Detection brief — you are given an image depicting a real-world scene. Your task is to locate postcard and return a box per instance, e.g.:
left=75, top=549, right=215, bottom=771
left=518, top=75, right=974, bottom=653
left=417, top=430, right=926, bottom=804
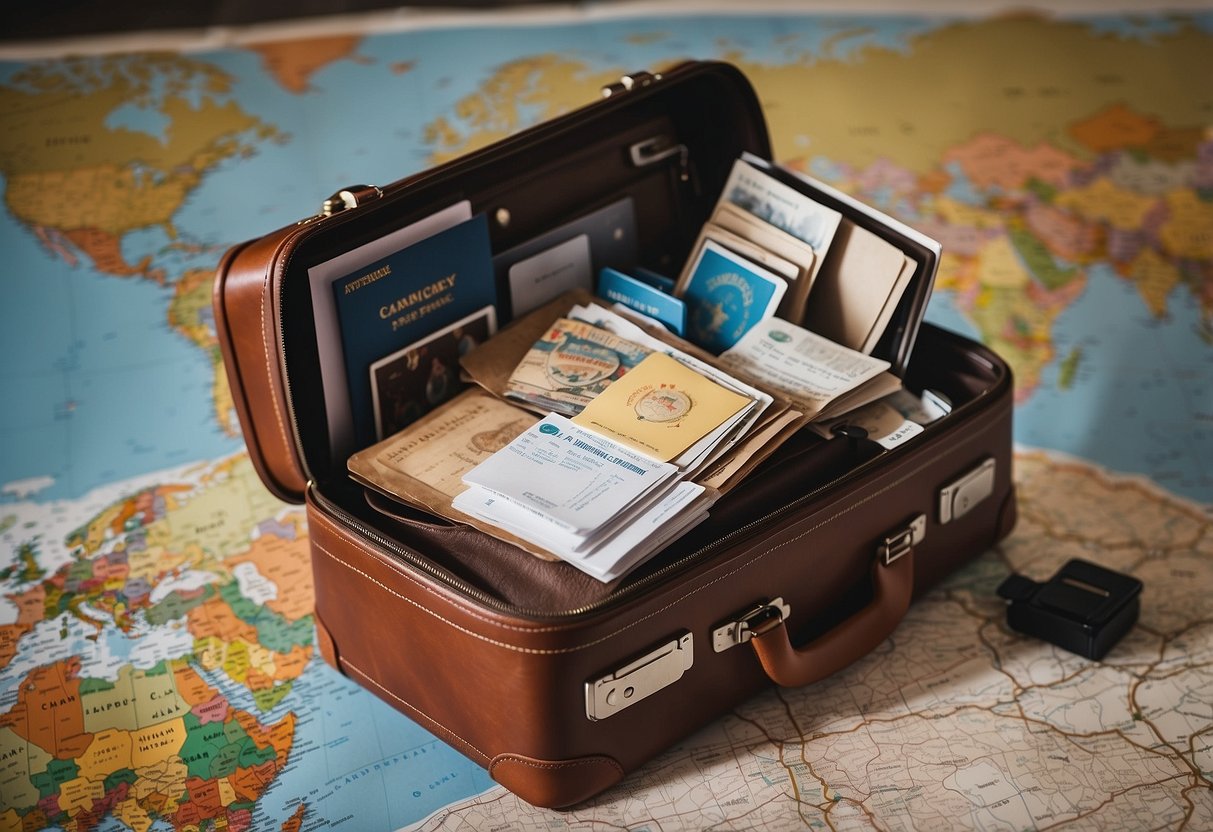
left=507, top=233, right=593, bottom=318
left=718, top=318, right=898, bottom=421
left=332, top=213, right=496, bottom=450
left=347, top=388, right=538, bottom=518
left=679, top=239, right=787, bottom=354
left=309, top=200, right=471, bottom=463
left=460, top=413, right=677, bottom=534
left=710, top=202, right=818, bottom=322
left=572, top=352, right=751, bottom=463
left=493, top=196, right=638, bottom=318
left=504, top=317, right=651, bottom=415
left=369, top=305, right=497, bottom=440
left=597, top=267, right=687, bottom=336
left=722, top=159, right=842, bottom=252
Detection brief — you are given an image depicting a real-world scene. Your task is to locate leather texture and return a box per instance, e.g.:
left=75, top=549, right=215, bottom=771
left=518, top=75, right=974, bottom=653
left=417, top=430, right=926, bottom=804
left=212, top=60, right=1019, bottom=809
left=489, top=753, right=625, bottom=809
left=750, top=549, right=914, bottom=687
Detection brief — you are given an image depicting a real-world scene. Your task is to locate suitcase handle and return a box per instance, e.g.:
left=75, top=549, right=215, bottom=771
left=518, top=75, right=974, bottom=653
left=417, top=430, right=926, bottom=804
left=748, top=549, right=915, bottom=687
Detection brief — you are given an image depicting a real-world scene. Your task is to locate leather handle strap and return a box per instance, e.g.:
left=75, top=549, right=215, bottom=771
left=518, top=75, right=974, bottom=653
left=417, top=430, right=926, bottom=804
left=749, top=549, right=915, bottom=688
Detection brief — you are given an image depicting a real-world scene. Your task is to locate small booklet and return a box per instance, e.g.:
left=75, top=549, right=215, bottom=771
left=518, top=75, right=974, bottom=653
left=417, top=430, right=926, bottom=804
left=677, top=239, right=787, bottom=354
left=331, top=212, right=497, bottom=449
left=718, top=317, right=900, bottom=422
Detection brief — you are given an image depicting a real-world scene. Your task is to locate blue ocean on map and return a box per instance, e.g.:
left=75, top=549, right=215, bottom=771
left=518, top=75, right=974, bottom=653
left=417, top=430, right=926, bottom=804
left=0, top=216, right=244, bottom=502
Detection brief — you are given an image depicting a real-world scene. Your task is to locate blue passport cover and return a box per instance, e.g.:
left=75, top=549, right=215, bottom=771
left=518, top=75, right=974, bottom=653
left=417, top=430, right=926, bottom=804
left=333, top=213, right=495, bottom=446
left=597, top=267, right=686, bottom=335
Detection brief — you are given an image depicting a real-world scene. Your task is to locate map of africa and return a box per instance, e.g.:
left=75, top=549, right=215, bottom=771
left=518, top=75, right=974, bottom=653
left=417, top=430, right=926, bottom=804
left=1, top=7, right=1210, bottom=831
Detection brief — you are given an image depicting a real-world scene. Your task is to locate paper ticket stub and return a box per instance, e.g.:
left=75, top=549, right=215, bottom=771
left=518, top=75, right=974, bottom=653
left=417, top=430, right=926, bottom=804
left=461, top=413, right=675, bottom=533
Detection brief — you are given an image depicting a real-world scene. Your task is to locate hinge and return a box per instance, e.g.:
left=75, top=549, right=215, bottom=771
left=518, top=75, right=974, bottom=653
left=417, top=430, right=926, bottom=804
left=601, top=70, right=662, bottom=98
left=320, top=184, right=383, bottom=217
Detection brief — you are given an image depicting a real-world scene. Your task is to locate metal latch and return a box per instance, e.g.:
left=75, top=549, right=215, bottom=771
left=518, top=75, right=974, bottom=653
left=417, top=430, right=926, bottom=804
left=601, top=70, right=662, bottom=98
left=712, top=598, right=791, bottom=653
left=628, top=136, right=690, bottom=182
left=879, top=513, right=925, bottom=566
left=320, top=184, right=383, bottom=217
left=939, top=458, right=996, bottom=523
left=585, top=632, right=693, bottom=721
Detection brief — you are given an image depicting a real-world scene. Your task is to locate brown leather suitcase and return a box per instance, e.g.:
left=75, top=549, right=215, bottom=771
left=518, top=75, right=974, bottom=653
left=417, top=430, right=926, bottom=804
left=212, top=61, right=1017, bottom=809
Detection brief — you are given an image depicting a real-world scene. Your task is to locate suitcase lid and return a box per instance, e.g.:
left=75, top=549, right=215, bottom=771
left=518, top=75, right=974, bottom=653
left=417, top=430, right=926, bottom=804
left=213, top=60, right=937, bottom=503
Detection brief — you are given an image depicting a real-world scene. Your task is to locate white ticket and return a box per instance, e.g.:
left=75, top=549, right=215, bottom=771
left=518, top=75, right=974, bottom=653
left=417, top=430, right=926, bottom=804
left=460, top=413, right=675, bottom=534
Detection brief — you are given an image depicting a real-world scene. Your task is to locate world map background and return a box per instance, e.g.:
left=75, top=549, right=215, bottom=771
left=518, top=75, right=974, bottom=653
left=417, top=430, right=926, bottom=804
left=1, top=7, right=1211, bottom=831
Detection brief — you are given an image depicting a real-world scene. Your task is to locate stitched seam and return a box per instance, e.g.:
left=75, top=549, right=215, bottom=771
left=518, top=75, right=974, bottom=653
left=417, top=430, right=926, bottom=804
left=316, top=410, right=1006, bottom=653
left=259, top=268, right=295, bottom=479
left=314, top=539, right=584, bottom=654
left=489, top=755, right=624, bottom=776
left=341, top=658, right=490, bottom=762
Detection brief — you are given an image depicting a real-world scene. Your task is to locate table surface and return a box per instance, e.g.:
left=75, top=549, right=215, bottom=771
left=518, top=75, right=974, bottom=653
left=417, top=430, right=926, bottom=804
left=1, top=5, right=1210, bottom=830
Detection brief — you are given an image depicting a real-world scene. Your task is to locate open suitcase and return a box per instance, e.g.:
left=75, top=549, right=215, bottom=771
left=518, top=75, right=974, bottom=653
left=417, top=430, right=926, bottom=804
left=213, top=61, right=1017, bottom=809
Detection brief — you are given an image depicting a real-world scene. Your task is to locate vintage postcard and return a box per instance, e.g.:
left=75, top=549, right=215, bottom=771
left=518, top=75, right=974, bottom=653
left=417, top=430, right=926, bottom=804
left=710, top=202, right=818, bottom=322
left=347, top=388, right=538, bottom=517
left=369, top=305, right=497, bottom=440
left=721, top=158, right=841, bottom=253
left=572, top=352, right=752, bottom=463
left=504, top=317, right=652, bottom=414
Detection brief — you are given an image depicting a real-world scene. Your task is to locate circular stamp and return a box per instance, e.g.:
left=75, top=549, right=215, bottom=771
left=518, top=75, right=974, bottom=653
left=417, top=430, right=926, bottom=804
left=632, top=387, right=693, bottom=423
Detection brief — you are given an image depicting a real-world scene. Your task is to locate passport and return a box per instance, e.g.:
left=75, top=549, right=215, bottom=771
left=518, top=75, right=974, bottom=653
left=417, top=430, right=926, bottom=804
left=332, top=213, right=496, bottom=449
left=597, top=267, right=687, bottom=335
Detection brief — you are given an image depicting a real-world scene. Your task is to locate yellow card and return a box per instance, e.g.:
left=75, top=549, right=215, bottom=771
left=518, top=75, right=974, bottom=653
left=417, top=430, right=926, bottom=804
left=572, top=352, right=751, bottom=462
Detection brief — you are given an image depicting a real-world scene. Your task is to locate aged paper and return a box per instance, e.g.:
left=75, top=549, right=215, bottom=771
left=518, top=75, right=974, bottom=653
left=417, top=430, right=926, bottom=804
left=718, top=318, right=898, bottom=421
left=572, top=352, right=752, bottom=463
left=347, top=388, right=538, bottom=516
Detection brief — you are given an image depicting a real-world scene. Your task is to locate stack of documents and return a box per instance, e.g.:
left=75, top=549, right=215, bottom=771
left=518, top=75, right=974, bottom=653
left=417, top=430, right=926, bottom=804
left=453, top=414, right=717, bottom=581
left=674, top=156, right=914, bottom=358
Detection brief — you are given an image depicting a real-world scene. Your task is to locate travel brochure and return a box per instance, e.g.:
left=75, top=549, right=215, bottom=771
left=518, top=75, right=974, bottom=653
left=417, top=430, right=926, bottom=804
left=338, top=152, right=927, bottom=582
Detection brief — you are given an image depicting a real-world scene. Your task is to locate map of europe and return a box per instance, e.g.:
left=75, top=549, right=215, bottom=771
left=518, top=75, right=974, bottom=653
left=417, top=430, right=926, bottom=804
left=1, top=8, right=1210, bottom=831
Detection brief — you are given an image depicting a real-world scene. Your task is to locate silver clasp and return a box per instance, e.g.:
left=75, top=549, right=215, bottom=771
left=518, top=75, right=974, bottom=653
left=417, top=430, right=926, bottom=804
left=879, top=513, right=925, bottom=566
left=585, top=632, right=693, bottom=721
left=712, top=597, right=791, bottom=653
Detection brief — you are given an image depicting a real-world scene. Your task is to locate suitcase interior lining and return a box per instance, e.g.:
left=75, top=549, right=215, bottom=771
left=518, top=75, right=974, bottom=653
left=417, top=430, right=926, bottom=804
left=276, top=68, right=1005, bottom=616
